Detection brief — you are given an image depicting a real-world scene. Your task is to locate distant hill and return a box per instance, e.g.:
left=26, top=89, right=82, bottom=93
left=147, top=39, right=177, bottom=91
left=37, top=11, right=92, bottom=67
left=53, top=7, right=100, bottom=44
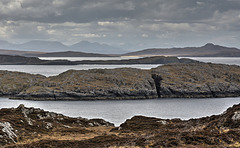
left=0, top=40, right=124, bottom=54
left=28, top=51, right=114, bottom=57
left=71, top=41, right=125, bottom=54
left=123, top=43, right=240, bottom=57
left=19, top=40, right=68, bottom=52
left=1, top=41, right=240, bottom=57
left=0, top=49, right=45, bottom=56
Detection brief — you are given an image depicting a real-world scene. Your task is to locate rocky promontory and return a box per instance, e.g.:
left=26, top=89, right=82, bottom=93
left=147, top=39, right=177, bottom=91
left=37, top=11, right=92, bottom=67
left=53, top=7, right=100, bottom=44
left=0, top=62, right=239, bottom=100
left=1, top=103, right=240, bottom=147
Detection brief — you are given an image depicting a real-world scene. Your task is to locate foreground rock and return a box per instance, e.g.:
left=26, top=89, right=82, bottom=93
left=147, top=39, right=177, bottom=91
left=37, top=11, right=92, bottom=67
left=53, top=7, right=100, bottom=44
left=1, top=104, right=240, bottom=147
left=0, top=62, right=239, bottom=100
left=112, top=103, right=240, bottom=147
left=0, top=104, right=114, bottom=147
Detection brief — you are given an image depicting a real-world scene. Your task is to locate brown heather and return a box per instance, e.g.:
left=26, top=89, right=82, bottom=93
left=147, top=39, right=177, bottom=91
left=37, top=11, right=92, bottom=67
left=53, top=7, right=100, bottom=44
left=0, top=103, right=240, bottom=147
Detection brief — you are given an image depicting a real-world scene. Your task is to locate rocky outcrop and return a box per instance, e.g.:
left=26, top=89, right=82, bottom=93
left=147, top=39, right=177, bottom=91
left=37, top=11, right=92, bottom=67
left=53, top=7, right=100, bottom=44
left=0, top=104, right=114, bottom=146
left=110, top=103, right=240, bottom=147
left=15, top=68, right=157, bottom=100
left=151, top=63, right=240, bottom=98
left=0, top=62, right=239, bottom=100
left=1, top=103, right=240, bottom=147
left=0, top=71, right=45, bottom=96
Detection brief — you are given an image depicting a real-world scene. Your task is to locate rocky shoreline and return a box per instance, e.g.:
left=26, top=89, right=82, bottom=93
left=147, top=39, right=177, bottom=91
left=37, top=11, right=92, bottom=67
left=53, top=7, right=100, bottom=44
left=1, top=103, right=240, bottom=147
left=0, top=62, right=239, bottom=100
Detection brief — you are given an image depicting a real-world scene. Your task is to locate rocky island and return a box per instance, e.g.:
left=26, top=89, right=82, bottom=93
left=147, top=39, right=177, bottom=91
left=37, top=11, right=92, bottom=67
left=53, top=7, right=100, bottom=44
left=1, top=103, right=240, bottom=147
left=0, top=54, right=198, bottom=65
left=0, top=62, right=239, bottom=100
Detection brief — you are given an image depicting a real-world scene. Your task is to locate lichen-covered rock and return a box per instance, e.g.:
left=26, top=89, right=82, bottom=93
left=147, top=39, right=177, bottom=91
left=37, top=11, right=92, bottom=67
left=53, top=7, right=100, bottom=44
left=232, top=111, right=240, bottom=121
left=0, top=122, right=17, bottom=144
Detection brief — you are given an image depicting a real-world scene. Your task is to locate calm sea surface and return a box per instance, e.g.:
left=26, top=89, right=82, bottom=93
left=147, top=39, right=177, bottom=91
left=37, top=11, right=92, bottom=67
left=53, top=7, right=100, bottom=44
left=0, top=97, right=240, bottom=126
left=0, top=57, right=240, bottom=126
left=39, top=56, right=139, bottom=61
left=182, top=57, right=240, bottom=66
left=0, top=64, right=160, bottom=77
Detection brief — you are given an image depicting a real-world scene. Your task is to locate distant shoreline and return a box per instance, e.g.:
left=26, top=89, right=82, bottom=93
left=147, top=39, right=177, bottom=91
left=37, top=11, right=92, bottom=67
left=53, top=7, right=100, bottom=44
left=0, top=54, right=199, bottom=65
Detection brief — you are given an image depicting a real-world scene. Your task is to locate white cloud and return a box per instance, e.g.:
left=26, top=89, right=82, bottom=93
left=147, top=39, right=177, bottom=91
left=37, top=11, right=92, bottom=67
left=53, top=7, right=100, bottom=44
left=73, top=33, right=101, bottom=38
left=52, top=0, right=66, bottom=7
left=0, top=27, right=7, bottom=37
left=141, top=34, right=148, bottom=38
left=47, top=29, right=57, bottom=35
left=118, top=34, right=123, bottom=37
left=163, top=23, right=190, bottom=31
left=140, top=24, right=161, bottom=31
left=37, top=26, right=45, bottom=31
left=196, top=1, right=205, bottom=6
left=98, top=21, right=125, bottom=27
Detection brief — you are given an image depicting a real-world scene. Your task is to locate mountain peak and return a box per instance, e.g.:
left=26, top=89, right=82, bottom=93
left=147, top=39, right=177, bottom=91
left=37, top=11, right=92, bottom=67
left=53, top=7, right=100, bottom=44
left=204, top=43, right=215, bottom=47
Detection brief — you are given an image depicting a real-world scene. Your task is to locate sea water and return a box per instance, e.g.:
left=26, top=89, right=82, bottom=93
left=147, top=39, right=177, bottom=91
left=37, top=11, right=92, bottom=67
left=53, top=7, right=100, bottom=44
left=0, top=57, right=239, bottom=76
left=0, top=97, right=240, bottom=126
left=0, top=57, right=240, bottom=126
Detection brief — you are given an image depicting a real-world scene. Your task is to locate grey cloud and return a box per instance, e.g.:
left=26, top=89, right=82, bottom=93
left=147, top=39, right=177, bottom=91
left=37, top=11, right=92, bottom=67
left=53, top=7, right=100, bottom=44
left=1, top=0, right=240, bottom=24
left=1, top=0, right=240, bottom=50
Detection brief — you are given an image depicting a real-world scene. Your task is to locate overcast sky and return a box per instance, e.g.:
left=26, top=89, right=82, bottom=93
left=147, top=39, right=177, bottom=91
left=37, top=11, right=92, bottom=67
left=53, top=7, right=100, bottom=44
left=0, top=0, right=240, bottom=50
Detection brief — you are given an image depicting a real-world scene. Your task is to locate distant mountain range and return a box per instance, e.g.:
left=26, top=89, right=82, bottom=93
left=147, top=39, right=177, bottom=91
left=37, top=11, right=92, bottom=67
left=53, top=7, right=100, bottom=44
left=0, top=41, right=240, bottom=57
left=123, top=43, right=240, bottom=57
left=0, top=40, right=124, bottom=54
left=28, top=51, right=113, bottom=57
